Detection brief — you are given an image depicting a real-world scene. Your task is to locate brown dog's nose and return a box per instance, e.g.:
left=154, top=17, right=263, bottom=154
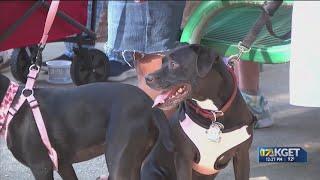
left=145, top=75, right=155, bottom=83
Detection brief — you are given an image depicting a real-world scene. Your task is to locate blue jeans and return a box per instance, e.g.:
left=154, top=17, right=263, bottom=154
left=64, top=1, right=105, bottom=58
left=106, top=1, right=186, bottom=63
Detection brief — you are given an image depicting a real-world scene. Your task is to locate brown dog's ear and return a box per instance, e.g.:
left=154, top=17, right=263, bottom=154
left=190, top=44, right=218, bottom=78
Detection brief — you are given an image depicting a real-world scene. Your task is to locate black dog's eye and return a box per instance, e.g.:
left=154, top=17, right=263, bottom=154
left=169, top=61, right=179, bottom=70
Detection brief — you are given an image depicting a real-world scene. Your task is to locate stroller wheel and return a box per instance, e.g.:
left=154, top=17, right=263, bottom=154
left=71, top=48, right=110, bottom=86
left=10, top=46, right=40, bottom=83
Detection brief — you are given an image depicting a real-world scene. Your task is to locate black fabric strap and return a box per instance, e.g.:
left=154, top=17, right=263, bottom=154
left=241, top=0, right=290, bottom=49
left=241, top=9, right=271, bottom=48
left=265, top=20, right=291, bottom=40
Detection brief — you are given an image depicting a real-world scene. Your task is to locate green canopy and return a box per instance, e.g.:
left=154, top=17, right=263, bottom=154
left=181, top=1, right=293, bottom=64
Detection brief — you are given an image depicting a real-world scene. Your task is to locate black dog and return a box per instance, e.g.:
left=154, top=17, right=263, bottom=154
left=0, top=74, right=173, bottom=180
left=141, top=44, right=255, bottom=180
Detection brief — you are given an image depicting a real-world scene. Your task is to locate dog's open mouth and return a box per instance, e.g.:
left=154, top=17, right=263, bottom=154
left=153, top=84, right=191, bottom=110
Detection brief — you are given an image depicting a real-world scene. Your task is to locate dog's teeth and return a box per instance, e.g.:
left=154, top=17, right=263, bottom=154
left=172, top=95, right=176, bottom=98
left=178, top=88, right=183, bottom=93
left=175, top=91, right=179, bottom=95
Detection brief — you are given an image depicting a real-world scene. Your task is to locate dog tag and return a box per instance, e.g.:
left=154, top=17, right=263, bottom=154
left=206, top=123, right=223, bottom=143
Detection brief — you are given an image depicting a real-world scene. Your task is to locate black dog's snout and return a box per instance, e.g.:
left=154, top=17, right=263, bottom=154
left=145, top=75, right=156, bottom=83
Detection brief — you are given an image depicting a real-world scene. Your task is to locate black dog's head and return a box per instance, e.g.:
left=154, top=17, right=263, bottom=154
left=146, top=44, right=219, bottom=110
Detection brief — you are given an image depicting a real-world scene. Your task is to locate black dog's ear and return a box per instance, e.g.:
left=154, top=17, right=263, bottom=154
left=190, top=44, right=218, bottom=78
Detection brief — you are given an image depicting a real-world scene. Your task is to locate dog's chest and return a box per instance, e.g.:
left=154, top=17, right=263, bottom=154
left=178, top=105, right=251, bottom=175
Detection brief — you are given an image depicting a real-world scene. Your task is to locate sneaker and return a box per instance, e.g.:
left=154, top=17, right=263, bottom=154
left=108, top=61, right=136, bottom=81
left=241, top=92, right=274, bottom=129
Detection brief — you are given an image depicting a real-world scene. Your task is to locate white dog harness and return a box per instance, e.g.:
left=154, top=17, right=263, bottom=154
left=180, top=113, right=251, bottom=175
left=176, top=63, right=252, bottom=175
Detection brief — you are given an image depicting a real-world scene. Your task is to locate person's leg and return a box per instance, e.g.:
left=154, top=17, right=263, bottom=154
left=135, top=1, right=185, bottom=117
left=235, top=61, right=260, bottom=94
left=105, top=1, right=144, bottom=81
left=106, top=1, right=185, bottom=84
left=235, top=61, right=273, bottom=128
left=105, top=0, right=185, bottom=115
left=49, top=1, right=106, bottom=61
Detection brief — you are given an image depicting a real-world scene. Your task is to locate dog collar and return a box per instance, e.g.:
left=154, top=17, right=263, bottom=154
left=187, top=65, right=238, bottom=121
left=0, top=82, right=19, bottom=134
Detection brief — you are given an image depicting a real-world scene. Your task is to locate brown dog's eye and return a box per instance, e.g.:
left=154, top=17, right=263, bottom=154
left=169, top=61, right=179, bottom=70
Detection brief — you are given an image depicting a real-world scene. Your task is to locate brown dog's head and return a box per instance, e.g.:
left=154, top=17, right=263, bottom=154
left=146, top=44, right=219, bottom=110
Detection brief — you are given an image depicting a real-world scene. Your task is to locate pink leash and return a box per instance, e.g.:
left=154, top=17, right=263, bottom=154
left=4, top=1, right=60, bottom=170
left=40, top=0, right=60, bottom=45
left=5, top=67, right=59, bottom=170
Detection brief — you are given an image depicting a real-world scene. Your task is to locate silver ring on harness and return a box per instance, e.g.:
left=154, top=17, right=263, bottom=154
left=212, top=121, right=224, bottom=131
left=22, top=88, right=34, bottom=98
left=29, top=64, right=40, bottom=73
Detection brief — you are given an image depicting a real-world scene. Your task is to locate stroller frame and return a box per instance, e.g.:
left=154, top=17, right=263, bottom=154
left=1, top=0, right=110, bottom=85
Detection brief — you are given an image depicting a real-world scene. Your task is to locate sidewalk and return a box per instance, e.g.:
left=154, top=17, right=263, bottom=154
left=1, top=42, right=319, bottom=180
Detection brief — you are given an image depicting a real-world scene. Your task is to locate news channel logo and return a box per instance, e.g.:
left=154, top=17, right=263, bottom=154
left=258, top=147, right=307, bottom=163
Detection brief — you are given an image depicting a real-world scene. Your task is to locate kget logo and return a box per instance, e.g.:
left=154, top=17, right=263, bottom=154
left=258, top=147, right=307, bottom=163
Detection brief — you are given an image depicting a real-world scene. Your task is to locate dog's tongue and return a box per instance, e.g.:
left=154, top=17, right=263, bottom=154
left=152, top=91, right=172, bottom=108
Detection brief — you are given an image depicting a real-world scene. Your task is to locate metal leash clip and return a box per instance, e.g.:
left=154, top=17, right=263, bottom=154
left=206, top=121, right=224, bottom=143
left=32, top=44, right=46, bottom=68
left=206, top=110, right=225, bottom=143
left=227, top=41, right=251, bottom=67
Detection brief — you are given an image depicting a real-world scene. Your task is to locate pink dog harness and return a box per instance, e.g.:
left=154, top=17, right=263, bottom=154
left=1, top=67, right=58, bottom=170
left=0, top=0, right=60, bottom=170
left=180, top=114, right=250, bottom=175
left=0, top=82, right=19, bottom=135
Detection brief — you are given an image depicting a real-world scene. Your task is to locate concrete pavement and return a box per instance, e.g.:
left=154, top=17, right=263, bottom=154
left=1, top=42, right=319, bottom=180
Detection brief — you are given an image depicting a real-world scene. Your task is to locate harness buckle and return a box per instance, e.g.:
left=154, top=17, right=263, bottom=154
left=22, top=88, right=34, bottom=98
left=227, top=41, right=251, bottom=67
left=29, top=64, right=40, bottom=73
left=210, top=110, right=224, bottom=121
left=238, top=41, right=251, bottom=53
left=213, top=110, right=224, bottom=117
left=211, top=111, right=217, bottom=122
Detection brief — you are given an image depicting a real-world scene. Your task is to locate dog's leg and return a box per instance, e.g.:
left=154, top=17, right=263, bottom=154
left=141, top=161, right=169, bottom=180
left=192, top=171, right=217, bottom=180
left=58, top=164, right=77, bottom=180
left=106, top=139, right=149, bottom=180
left=232, top=143, right=251, bottom=180
left=174, top=153, right=193, bottom=180
left=141, top=146, right=175, bottom=180
left=30, top=166, right=54, bottom=180
left=106, top=114, right=155, bottom=180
